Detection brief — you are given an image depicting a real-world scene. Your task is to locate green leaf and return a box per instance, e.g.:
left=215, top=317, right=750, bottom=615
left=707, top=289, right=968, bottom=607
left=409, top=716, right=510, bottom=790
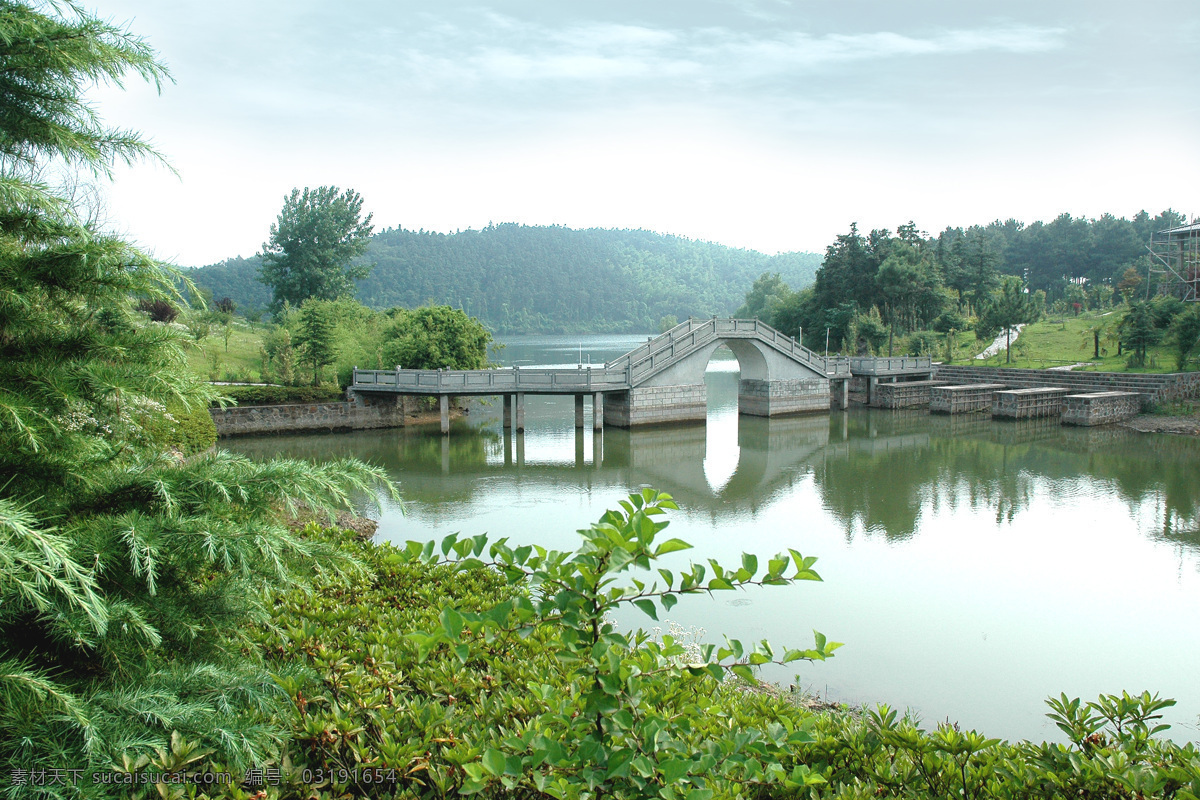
left=740, top=553, right=757, bottom=577
left=731, top=664, right=755, bottom=683
left=661, top=593, right=678, bottom=611
left=654, top=538, right=692, bottom=556
left=440, top=607, right=464, bottom=639
left=633, top=598, right=658, bottom=620
left=481, top=749, right=506, bottom=777
left=660, top=758, right=691, bottom=785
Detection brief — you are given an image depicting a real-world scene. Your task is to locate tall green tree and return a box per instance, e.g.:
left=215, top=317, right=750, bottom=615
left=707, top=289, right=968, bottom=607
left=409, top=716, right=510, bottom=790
left=0, top=2, right=390, bottom=788
left=295, top=298, right=339, bottom=385
left=1120, top=302, right=1162, bottom=368
left=1167, top=305, right=1200, bottom=371
left=258, top=185, right=374, bottom=314
left=978, top=276, right=1039, bottom=363
left=735, top=271, right=791, bottom=322
left=383, top=305, right=492, bottom=370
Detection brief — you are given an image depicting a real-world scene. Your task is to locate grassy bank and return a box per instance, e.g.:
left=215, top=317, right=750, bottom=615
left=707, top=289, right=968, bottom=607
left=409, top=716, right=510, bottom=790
left=950, top=311, right=1193, bottom=372
left=183, top=317, right=270, bottom=382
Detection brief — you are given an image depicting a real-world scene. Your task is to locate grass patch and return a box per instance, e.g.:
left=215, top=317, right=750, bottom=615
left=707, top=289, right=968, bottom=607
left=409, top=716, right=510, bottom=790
left=182, top=317, right=269, bottom=382
left=945, top=311, right=1193, bottom=373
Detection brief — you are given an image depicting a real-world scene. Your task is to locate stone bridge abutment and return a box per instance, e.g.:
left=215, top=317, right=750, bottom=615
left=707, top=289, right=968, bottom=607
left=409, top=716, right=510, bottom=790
left=603, top=336, right=832, bottom=427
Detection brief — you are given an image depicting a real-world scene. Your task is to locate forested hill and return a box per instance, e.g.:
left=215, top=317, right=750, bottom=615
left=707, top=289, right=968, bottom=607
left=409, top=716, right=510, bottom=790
left=187, top=224, right=821, bottom=333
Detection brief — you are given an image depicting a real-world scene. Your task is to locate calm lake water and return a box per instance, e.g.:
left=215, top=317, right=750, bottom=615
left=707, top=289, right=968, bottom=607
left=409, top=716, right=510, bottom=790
left=226, top=334, right=1200, bottom=743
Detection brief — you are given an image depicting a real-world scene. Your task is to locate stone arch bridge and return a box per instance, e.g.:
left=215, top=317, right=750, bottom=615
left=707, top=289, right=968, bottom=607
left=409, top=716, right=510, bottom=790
left=350, top=317, right=930, bottom=432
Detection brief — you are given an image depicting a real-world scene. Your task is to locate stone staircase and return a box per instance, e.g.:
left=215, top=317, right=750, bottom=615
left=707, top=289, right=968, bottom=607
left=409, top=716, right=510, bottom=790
left=931, top=365, right=1200, bottom=406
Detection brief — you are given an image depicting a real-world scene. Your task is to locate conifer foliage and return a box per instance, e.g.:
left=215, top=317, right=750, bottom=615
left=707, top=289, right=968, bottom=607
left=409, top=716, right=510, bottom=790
left=0, top=2, right=392, bottom=793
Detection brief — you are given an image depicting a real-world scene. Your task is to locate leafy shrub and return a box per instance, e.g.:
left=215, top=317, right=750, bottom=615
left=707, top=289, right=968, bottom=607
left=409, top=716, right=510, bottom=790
left=905, top=330, right=940, bottom=356
left=215, top=385, right=345, bottom=406
left=932, top=308, right=967, bottom=334
left=143, top=402, right=218, bottom=454
left=238, top=494, right=835, bottom=800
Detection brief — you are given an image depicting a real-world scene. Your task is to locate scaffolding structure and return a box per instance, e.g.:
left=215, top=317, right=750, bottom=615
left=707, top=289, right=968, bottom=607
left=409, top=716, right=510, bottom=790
left=1148, top=222, right=1200, bottom=302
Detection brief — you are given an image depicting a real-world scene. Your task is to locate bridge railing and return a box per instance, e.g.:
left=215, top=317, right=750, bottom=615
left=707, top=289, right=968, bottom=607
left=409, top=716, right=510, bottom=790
left=607, top=317, right=850, bottom=380
left=847, top=356, right=933, bottom=375
left=351, top=366, right=631, bottom=393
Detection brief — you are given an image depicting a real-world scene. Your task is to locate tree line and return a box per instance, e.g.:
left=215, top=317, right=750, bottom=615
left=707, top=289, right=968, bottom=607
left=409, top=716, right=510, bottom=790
left=738, top=213, right=1199, bottom=366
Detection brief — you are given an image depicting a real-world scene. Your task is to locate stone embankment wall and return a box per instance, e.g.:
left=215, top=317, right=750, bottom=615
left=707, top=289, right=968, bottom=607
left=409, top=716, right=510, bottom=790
left=932, top=366, right=1200, bottom=407
left=211, top=393, right=421, bottom=437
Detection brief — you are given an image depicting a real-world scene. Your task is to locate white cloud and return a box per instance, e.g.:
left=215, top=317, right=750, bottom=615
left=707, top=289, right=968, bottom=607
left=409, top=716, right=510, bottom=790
left=384, top=15, right=1066, bottom=92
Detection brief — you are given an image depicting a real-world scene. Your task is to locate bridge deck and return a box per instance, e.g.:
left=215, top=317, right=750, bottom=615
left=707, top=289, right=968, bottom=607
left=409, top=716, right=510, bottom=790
left=350, top=318, right=932, bottom=396
left=351, top=366, right=629, bottom=395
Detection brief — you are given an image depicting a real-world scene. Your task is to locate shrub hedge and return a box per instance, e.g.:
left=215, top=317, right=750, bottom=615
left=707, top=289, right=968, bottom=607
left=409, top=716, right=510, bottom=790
left=214, top=384, right=345, bottom=407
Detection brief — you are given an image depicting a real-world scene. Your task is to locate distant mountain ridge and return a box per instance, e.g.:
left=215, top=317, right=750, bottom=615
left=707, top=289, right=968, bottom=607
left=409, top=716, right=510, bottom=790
left=185, top=223, right=821, bottom=333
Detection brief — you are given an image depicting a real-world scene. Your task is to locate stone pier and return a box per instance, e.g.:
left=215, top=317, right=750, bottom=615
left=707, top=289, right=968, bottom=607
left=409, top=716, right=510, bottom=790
left=930, top=384, right=1007, bottom=415
left=1061, top=392, right=1142, bottom=426
left=992, top=388, right=1069, bottom=420
left=872, top=380, right=946, bottom=409
left=738, top=378, right=830, bottom=416
left=603, top=384, right=707, bottom=427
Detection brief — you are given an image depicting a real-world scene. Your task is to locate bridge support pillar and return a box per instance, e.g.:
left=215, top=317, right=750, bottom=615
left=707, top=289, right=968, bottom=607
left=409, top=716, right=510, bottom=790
left=738, top=378, right=830, bottom=417
left=832, top=378, right=848, bottom=410
left=439, top=395, right=450, bottom=434
left=593, top=392, right=604, bottom=430
left=515, top=393, right=525, bottom=432
left=503, top=394, right=512, bottom=429
left=575, top=394, right=585, bottom=428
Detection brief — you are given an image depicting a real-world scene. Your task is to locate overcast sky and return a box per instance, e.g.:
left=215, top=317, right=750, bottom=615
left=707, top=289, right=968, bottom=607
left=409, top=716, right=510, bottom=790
left=89, top=0, right=1199, bottom=267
